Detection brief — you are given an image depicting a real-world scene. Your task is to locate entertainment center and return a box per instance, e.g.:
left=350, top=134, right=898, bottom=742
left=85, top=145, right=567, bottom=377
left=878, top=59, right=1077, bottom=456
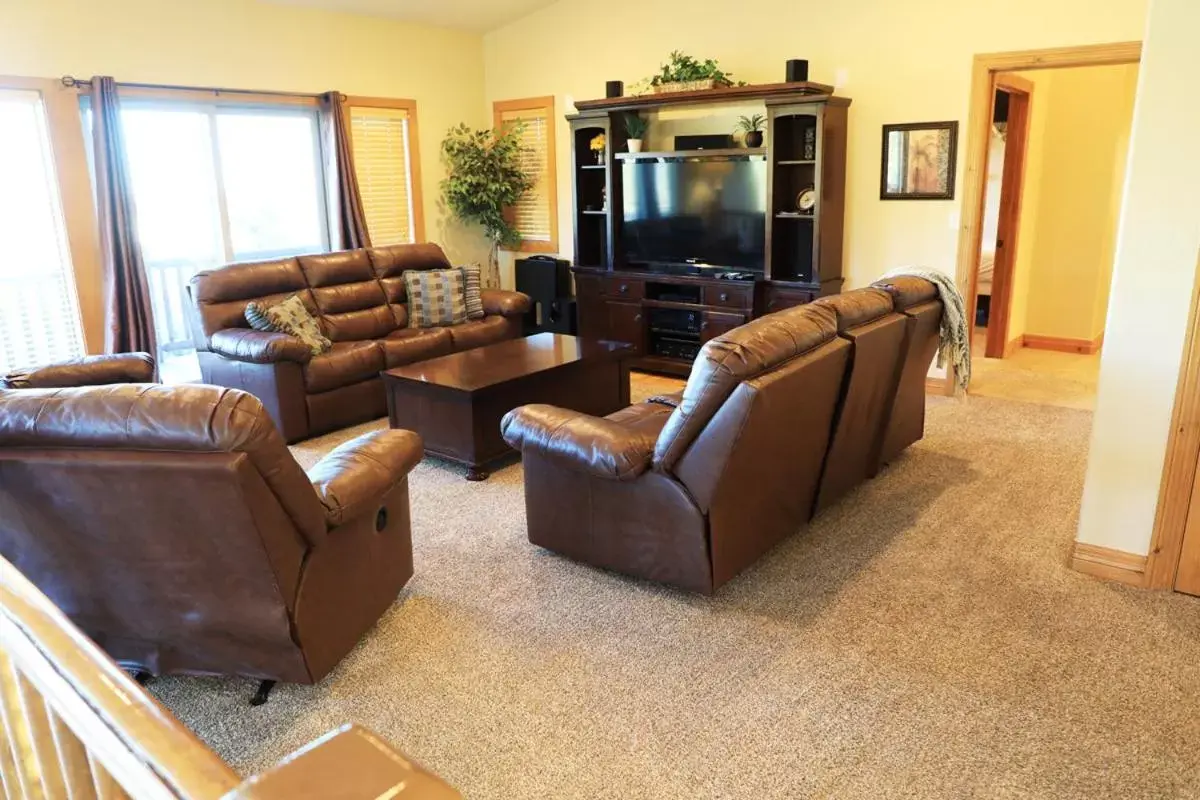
left=567, top=81, right=851, bottom=375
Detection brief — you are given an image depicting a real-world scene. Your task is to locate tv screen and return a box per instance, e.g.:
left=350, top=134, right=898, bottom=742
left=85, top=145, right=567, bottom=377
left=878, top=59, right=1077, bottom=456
left=622, top=158, right=767, bottom=271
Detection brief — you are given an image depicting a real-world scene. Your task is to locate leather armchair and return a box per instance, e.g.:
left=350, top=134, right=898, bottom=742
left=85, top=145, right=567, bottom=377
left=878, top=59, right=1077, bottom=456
left=503, top=281, right=945, bottom=594
left=0, top=383, right=423, bottom=684
left=0, top=352, right=156, bottom=388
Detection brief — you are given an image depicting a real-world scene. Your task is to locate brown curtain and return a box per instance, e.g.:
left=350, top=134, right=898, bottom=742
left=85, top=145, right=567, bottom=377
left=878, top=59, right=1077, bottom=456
left=319, top=91, right=372, bottom=250
left=90, top=76, right=157, bottom=356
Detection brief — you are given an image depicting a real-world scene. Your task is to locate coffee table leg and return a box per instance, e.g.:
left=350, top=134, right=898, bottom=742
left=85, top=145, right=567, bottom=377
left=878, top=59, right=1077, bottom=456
left=466, top=467, right=490, bottom=482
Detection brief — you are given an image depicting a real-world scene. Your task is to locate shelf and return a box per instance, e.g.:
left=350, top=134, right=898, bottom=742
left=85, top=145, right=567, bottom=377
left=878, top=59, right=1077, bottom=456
left=777, top=159, right=816, bottom=166
left=573, top=80, right=837, bottom=113
left=579, top=164, right=607, bottom=170
left=775, top=213, right=815, bottom=220
left=616, top=148, right=765, bottom=161
left=581, top=209, right=609, bottom=216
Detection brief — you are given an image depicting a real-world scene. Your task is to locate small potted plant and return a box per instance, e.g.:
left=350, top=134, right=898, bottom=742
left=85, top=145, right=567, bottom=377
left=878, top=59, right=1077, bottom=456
left=589, top=132, right=606, bottom=165
left=625, top=114, right=649, bottom=153
left=737, top=114, right=766, bottom=148
left=649, top=50, right=737, bottom=94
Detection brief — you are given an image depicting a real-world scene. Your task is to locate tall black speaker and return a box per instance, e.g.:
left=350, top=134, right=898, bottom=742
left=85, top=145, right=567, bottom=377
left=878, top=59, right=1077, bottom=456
left=786, top=59, right=810, bottom=82
left=516, top=256, right=576, bottom=334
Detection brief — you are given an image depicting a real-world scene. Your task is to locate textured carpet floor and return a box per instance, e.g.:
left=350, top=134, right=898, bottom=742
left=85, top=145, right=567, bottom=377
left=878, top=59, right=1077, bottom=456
left=150, top=381, right=1200, bottom=798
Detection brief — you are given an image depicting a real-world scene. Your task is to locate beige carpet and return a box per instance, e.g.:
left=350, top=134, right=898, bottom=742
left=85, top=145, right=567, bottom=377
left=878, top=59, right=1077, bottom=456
left=150, top=378, right=1200, bottom=798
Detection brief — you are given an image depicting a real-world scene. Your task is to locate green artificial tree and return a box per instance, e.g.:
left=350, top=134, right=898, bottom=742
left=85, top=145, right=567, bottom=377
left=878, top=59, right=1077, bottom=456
left=440, top=122, right=535, bottom=287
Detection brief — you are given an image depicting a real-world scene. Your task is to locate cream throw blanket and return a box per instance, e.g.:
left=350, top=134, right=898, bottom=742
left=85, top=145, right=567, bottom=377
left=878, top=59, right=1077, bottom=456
left=879, top=268, right=971, bottom=393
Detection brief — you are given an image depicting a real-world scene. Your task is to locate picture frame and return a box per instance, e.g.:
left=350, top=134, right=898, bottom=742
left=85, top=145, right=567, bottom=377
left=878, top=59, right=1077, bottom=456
left=880, top=121, right=959, bottom=200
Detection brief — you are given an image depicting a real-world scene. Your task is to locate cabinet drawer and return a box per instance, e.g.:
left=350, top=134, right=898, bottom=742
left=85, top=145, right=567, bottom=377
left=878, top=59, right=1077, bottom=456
left=703, top=285, right=753, bottom=309
left=762, top=287, right=815, bottom=315
left=600, top=277, right=645, bottom=300
left=701, top=310, right=747, bottom=342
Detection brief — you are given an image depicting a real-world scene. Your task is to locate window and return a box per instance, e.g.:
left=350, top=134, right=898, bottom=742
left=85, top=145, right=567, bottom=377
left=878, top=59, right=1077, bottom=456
left=346, top=98, right=424, bottom=247
left=493, top=96, right=558, bottom=253
left=86, top=98, right=330, bottom=382
left=0, top=89, right=84, bottom=372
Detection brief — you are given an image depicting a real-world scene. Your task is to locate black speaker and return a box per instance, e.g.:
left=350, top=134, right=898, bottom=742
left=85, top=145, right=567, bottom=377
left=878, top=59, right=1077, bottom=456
left=675, top=133, right=734, bottom=150
left=786, top=59, right=810, bottom=82
left=605, top=80, right=624, bottom=98
left=516, top=256, right=574, bottom=334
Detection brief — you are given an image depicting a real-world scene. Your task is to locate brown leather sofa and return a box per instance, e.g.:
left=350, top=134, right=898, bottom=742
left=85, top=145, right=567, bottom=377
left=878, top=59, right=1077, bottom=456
left=501, top=281, right=944, bottom=594
left=0, top=355, right=424, bottom=685
left=187, top=243, right=532, bottom=443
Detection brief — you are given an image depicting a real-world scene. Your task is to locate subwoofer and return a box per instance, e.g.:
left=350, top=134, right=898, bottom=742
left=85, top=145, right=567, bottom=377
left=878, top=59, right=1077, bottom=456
left=516, top=256, right=575, bottom=334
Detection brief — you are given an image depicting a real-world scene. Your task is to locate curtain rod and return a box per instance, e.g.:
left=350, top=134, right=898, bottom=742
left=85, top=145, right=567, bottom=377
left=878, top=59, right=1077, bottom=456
left=60, top=76, right=341, bottom=101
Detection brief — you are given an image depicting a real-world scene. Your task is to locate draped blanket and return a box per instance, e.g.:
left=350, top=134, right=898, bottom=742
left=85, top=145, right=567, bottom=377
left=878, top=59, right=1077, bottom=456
left=880, top=268, right=971, bottom=393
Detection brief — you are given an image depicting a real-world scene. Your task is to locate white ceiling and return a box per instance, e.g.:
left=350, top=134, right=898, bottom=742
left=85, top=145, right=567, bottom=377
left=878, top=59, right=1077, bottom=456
left=263, top=0, right=560, bottom=32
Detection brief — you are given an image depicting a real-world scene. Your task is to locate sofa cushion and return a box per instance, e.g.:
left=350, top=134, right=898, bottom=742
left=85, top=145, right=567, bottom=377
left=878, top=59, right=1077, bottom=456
left=303, top=341, right=385, bottom=393
left=813, top=287, right=895, bottom=332
left=447, top=316, right=513, bottom=351
left=461, top=264, right=485, bottom=320
left=377, top=328, right=454, bottom=369
left=189, top=258, right=315, bottom=341
left=653, top=302, right=839, bottom=472
left=262, top=295, right=332, bottom=356
left=299, top=251, right=396, bottom=342
left=405, top=269, right=467, bottom=328
left=606, top=402, right=674, bottom=439
left=369, top=243, right=453, bottom=327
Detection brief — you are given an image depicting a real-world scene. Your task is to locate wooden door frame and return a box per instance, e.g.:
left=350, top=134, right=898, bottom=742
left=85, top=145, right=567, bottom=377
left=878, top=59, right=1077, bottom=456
left=950, top=41, right=1142, bottom=389
left=980, top=73, right=1033, bottom=359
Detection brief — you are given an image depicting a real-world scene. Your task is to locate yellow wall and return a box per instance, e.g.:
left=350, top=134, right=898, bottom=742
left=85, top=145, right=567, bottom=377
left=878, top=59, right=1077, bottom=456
left=0, top=0, right=489, bottom=350
left=1017, top=64, right=1138, bottom=343
left=1077, top=0, right=1200, bottom=557
left=483, top=0, right=1149, bottom=291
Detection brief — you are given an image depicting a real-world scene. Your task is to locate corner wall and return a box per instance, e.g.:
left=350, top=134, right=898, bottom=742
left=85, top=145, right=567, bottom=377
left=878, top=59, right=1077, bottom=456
left=1077, top=0, right=1200, bottom=557
left=483, top=0, right=1149, bottom=291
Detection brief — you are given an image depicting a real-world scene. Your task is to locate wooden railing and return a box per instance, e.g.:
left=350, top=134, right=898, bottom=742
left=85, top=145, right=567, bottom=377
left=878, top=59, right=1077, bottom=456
left=0, top=557, right=459, bottom=799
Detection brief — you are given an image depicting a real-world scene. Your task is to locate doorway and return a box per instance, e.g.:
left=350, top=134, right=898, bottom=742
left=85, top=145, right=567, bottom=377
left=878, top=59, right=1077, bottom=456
left=965, top=61, right=1139, bottom=410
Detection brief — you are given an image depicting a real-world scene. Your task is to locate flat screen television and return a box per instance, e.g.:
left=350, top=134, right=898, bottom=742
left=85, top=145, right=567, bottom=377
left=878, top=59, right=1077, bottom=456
left=622, top=157, right=768, bottom=272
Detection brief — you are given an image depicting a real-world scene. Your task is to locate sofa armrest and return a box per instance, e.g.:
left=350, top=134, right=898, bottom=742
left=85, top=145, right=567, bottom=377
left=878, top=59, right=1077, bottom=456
left=1, top=353, right=156, bottom=389
left=308, top=429, right=424, bottom=528
left=481, top=289, right=532, bottom=318
left=209, top=329, right=313, bottom=365
left=500, top=404, right=655, bottom=481
left=227, top=724, right=460, bottom=799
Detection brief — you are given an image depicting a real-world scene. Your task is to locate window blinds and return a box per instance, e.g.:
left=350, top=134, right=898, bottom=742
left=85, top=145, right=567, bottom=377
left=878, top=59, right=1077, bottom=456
left=500, top=105, right=554, bottom=246
left=349, top=106, right=416, bottom=247
left=0, top=90, right=84, bottom=372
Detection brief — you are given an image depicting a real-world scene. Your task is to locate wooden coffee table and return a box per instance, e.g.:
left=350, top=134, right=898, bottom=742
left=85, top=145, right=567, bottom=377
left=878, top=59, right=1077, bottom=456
left=381, top=333, right=632, bottom=480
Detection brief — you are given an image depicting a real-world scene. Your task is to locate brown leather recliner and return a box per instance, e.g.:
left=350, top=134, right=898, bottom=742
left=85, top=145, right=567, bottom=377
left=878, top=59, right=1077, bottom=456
left=1, top=352, right=156, bottom=388
left=0, top=375, right=423, bottom=684
left=501, top=281, right=944, bottom=594
left=187, top=243, right=532, bottom=443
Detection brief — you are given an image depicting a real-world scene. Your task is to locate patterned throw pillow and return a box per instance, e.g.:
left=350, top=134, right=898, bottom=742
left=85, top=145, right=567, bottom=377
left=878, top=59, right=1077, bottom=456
left=404, top=269, right=468, bottom=328
left=460, top=264, right=485, bottom=320
left=244, top=301, right=280, bottom=332
left=261, top=295, right=332, bottom=355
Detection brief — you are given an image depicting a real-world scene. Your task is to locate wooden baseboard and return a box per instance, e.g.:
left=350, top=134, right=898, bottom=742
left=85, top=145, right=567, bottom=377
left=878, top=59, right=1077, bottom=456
left=1070, top=541, right=1147, bottom=587
left=925, top=376, right=950, bottom=395
left=1022, top=333, right=1104, bottom=355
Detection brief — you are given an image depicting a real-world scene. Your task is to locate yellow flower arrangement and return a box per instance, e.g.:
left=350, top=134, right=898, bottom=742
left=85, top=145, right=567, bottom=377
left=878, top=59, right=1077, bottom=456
left=589, top=133, right=606, bottom=153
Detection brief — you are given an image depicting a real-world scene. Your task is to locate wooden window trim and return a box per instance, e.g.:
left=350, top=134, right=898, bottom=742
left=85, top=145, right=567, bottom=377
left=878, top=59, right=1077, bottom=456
left=493, top=96, right=558, bottom=254
left=343, top=96, right=425, bottom=243
left=1, top=76, right=104, bottom=353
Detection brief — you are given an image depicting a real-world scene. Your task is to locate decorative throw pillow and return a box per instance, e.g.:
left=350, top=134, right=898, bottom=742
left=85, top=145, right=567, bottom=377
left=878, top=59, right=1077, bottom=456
left=244, top=301, right=280, bottom=332
left=261, top=295, right=332, bottom=355
left=404, top=269, right=468, bottom=328
left=459, top=264, right=485, bottom=320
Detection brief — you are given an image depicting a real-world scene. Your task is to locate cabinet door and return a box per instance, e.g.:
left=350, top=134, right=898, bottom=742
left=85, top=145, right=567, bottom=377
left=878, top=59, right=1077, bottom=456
left=575, top=275, right=606, bottom=340
left=701, top=310, right=746, bottom=343
left=606, top=301, right=644, bottom=353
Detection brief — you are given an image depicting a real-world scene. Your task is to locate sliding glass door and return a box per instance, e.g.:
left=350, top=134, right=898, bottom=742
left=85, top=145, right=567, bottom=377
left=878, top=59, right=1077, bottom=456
left=100, top=100, right=330, bottom=381
left=0, top=90, right=84, bottom=373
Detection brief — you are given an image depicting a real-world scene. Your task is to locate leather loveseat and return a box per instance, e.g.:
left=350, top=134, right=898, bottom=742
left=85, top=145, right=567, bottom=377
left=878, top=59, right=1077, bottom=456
left=501, top=278, right=944, bottom=594
left=0, top=354, right=424, bottom=684
left=187, top=243, right=532, bottom=443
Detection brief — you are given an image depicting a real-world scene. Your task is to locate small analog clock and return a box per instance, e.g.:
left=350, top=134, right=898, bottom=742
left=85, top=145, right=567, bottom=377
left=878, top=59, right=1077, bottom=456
left=796, top=188, right=816, bottom=214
